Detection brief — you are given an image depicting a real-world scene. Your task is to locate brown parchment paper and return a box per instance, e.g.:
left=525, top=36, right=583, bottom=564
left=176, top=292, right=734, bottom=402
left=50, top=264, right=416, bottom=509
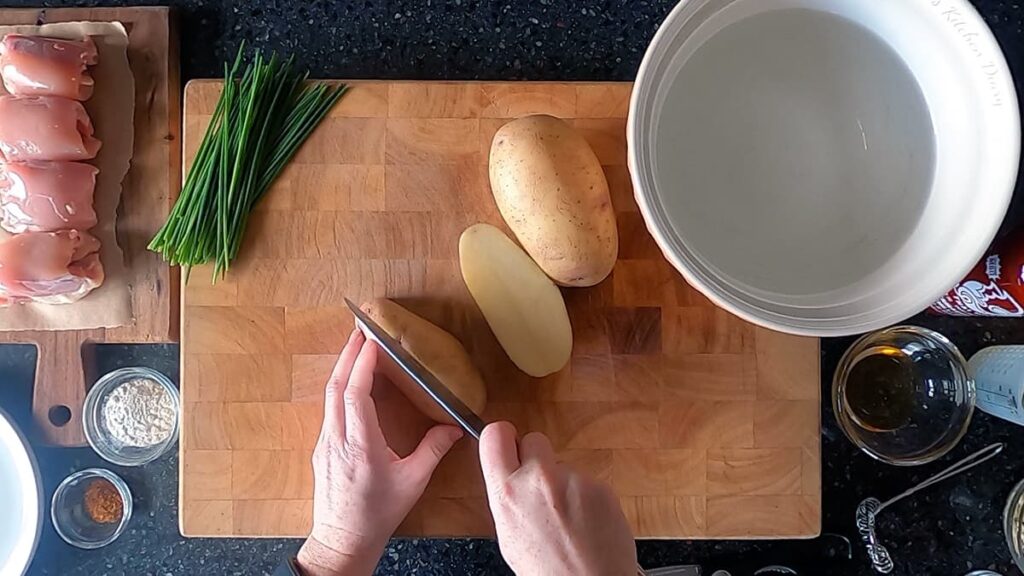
left=0, top=22, right=134, bottom=331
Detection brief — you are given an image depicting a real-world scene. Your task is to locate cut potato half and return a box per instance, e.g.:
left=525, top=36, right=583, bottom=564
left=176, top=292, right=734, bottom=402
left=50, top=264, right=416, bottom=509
left=459, top=223, right=572, bottom=377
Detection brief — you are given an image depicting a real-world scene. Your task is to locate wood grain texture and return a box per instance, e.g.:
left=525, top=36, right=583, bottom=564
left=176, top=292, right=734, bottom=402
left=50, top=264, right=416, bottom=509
left=0, top=7, right=179, bottom=446
left=180, top=81, right=821, bottom=539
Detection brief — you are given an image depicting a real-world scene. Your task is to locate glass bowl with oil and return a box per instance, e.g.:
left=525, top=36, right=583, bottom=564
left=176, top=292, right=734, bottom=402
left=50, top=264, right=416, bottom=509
left=833, top=325, right=975, bottom=466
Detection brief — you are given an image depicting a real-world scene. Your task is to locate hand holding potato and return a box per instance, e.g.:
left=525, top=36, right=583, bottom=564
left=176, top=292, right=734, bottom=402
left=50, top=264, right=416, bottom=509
left=297, top=331, right=464, bottom=576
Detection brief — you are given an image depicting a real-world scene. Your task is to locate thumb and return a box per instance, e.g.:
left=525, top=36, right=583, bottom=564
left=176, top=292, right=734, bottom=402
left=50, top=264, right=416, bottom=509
left=397, top=425, right=463, bottom=488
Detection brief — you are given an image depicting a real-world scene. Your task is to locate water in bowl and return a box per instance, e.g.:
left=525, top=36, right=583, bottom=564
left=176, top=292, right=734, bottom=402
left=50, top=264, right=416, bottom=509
left=656, top=8, right=936, bottom=297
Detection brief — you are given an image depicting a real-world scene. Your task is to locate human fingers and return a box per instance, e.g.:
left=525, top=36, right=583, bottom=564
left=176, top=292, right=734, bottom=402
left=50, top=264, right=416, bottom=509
left=343, top=341, right=383, bottom=448
left=322, top=330, right=364, bottom=436
left=518, top=431, right=556, bottom=465
left=479, top=421, right=521, bottom=488
left=398, top=425, right=464, bottom=487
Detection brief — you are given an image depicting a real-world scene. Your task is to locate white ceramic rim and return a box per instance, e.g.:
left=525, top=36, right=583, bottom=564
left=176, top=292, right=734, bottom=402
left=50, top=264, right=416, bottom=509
left=628, top=0, right=1021, bottom=336
left=0, top=407, right=40, bottom=576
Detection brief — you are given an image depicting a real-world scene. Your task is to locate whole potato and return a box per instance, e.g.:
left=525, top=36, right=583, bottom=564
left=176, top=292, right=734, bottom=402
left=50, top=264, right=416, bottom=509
left=361, top=298, right=487, bottom=424
left=489, top=114, right=618, bottom=287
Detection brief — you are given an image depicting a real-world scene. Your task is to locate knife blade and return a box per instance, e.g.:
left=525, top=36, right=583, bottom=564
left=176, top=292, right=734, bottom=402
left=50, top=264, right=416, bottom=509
left=344, top=299, right=487, bottom=440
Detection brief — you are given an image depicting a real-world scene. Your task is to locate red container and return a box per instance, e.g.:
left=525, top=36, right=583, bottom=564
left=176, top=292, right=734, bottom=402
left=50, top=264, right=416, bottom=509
left=931, top=232, right=1024, bottom=317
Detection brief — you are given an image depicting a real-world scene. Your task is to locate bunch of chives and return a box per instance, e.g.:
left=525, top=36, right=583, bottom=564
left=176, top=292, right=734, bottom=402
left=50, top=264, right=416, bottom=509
left=149, top=43, right=346, bottom=282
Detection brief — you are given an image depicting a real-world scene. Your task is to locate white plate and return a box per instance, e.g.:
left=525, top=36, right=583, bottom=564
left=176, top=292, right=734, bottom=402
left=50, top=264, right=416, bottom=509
left=629, top=0, right=1020, bottom=336
left=0, top=408, right=40, bottom=576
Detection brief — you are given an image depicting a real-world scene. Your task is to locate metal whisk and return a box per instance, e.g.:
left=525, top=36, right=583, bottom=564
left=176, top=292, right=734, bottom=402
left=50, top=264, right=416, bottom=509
left=855, top=443, right=1004, bottom=573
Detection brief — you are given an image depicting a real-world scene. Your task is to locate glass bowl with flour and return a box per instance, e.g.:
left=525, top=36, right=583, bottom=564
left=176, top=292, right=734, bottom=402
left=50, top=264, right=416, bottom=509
left=83, top=367, right=179, bottom=466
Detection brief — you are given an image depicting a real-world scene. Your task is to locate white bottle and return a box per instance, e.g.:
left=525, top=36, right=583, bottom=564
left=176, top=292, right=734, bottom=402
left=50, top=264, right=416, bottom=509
left=968, top=345, right=1024, bottom=425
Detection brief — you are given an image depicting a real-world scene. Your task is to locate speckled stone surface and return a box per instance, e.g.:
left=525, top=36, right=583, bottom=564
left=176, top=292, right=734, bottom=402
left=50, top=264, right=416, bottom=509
left=0, top=0, right=1023, bottom=574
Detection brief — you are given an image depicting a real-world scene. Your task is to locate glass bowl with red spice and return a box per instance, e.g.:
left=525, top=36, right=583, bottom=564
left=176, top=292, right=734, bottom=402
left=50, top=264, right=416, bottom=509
left=50, top=468, right=132, bottom=549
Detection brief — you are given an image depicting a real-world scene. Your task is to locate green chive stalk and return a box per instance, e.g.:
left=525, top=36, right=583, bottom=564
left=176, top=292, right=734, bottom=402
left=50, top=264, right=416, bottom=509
left=149, top=43, right=347, bottom=283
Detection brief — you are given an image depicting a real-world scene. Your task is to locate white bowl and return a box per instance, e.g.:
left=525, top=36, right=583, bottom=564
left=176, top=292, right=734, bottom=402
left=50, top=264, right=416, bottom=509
left=0, top=408, right=40, bottom=576
left=629, top=0, right=1020, bottom=336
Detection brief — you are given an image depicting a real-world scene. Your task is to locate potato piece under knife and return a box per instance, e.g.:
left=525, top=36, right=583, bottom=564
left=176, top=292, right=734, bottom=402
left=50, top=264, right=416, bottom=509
left=361, top=298, right=487, bottom=425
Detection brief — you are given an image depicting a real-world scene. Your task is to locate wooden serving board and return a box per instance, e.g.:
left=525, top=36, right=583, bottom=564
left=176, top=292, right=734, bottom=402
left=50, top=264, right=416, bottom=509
left=179, top=81, right=821, bottom=539
left=0, top=7, right=180, bottom=446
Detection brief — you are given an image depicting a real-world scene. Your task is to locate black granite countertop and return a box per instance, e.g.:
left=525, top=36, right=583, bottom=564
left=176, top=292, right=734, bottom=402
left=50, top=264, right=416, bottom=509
left=1, top=0, right=1024, bottom=574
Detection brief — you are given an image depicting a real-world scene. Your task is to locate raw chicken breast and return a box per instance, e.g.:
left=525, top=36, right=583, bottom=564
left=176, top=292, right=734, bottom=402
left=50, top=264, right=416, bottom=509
left=0, top=229, right=103, bottom=305
left=0, top=161, right=98, bottom=233
left=0, top=95, right=101, bottom=161
left=0, top=35, right=98, bottom=100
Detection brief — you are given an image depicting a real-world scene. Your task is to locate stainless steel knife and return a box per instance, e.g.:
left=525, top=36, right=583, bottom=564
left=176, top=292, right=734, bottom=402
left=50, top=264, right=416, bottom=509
left=344, top=298, right=487, bottom=440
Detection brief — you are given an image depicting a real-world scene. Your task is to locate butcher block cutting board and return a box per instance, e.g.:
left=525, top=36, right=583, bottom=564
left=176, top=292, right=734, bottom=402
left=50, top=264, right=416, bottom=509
left=0, top=7, right=179, bottom=446
left=179, top=80, right=821, bottom=539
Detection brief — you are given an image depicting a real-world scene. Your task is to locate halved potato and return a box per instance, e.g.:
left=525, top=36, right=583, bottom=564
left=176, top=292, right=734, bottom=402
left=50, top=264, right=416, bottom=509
left=459, top=223, right=572, bottom=377
left=361, top=298, right=487, bottom=424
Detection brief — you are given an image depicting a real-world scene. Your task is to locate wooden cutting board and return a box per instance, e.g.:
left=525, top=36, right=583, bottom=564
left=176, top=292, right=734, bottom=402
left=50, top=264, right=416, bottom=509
left=179, top=80, right=821, bottom=539
left=0, top=7, right=180, bottom=446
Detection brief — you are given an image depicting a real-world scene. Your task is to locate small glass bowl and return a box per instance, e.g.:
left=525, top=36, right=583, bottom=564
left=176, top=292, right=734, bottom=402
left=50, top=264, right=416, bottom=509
left=832, top=325, right=975, bottom=465
left=83, top=367, right=180, bottom=466
left=51, top=468, right=132, bottom=549
left=1005, top=478, right=1024, bottom=572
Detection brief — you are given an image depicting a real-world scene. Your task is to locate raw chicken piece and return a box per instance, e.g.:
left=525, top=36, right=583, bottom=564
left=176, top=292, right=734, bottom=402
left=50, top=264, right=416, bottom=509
left=0, top=95, right=101, bottom=161
left=0, top=229, right=103, bottom=305
left=0, top=35, right=98, bottom=100
left=0, top=161, right=98, bottom=233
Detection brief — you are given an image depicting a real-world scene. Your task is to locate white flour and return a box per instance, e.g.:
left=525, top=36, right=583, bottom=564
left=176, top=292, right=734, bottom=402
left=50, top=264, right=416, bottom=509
left=101, top=378, right=175, bottom=447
